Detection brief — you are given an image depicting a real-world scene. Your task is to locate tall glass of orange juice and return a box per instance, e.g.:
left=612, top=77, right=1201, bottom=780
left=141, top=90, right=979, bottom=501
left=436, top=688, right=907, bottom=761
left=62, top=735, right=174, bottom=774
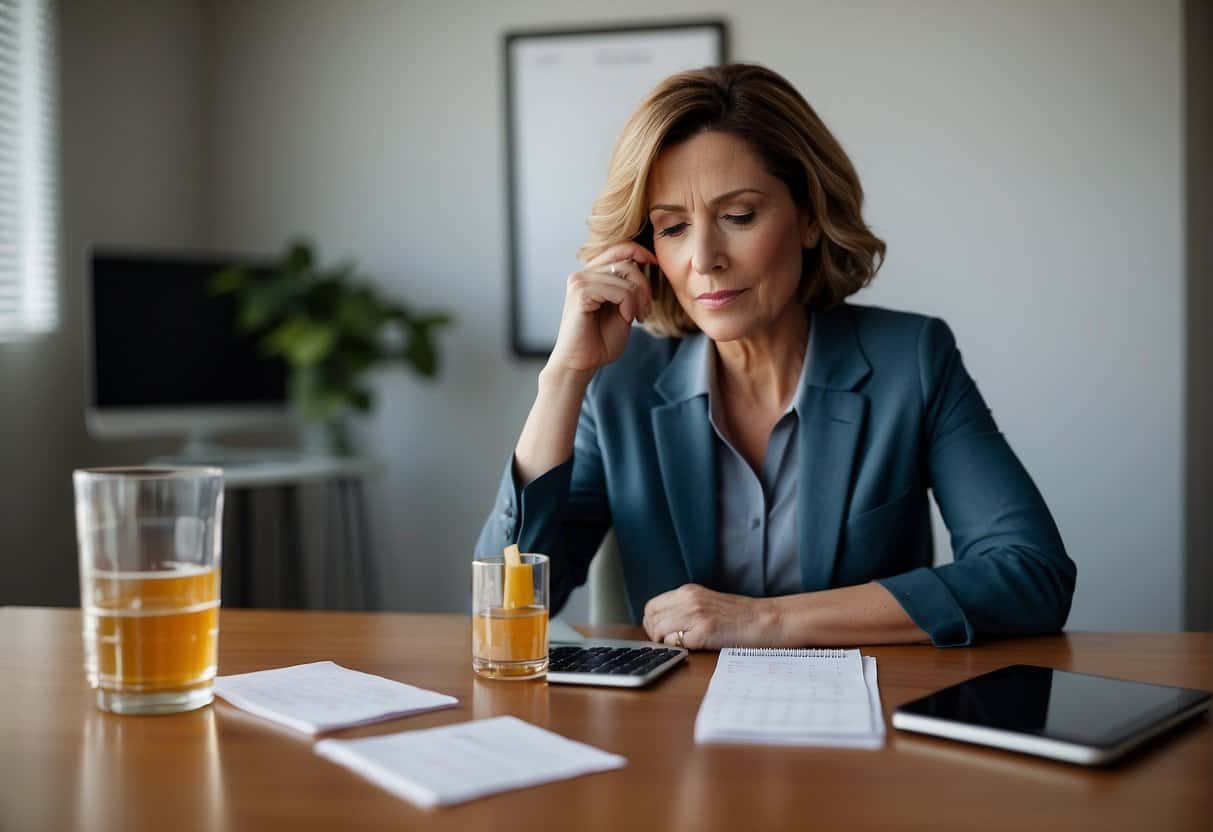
left=74, top=467, right=223, bottom=714
left=472, top=553, right=549, bottom=680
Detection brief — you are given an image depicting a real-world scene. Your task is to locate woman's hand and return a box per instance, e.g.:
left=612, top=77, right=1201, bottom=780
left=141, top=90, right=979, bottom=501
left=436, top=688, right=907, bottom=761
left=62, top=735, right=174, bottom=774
left=642, top=584, right=779, bottom=650
left=546, top=242, right=657, bottom=376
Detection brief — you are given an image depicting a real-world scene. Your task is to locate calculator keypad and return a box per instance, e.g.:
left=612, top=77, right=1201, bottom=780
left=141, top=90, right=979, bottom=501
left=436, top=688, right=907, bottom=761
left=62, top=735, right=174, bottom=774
left=548, top=646, right=682, bottom=676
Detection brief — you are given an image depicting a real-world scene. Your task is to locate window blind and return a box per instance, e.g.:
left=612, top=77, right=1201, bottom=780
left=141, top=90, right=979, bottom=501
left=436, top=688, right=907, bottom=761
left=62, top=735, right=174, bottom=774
left=0, top=0, right=57, bottom=340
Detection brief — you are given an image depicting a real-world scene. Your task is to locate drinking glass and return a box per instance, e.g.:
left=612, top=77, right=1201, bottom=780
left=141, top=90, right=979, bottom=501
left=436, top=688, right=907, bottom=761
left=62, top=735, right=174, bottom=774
left=472, top=553, right=549, bottom=679
left=74, top=467, right=224, bottom=714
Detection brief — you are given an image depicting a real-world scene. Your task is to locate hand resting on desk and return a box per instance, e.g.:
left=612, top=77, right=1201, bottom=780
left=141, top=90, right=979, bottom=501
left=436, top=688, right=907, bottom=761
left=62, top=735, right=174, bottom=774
left=643, top=582, right=930, bottom=650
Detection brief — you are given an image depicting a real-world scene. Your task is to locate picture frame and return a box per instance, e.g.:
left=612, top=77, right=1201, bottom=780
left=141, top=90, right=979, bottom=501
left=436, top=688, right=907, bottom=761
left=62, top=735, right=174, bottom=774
left=503, top=20, right=729, bottom=358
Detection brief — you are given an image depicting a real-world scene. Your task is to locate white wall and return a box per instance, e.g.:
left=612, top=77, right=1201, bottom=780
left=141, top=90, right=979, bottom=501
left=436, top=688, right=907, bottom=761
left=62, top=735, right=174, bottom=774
left=0, top=0, right=209, bottom=606
left=206, top=1, right=1184, bottom=629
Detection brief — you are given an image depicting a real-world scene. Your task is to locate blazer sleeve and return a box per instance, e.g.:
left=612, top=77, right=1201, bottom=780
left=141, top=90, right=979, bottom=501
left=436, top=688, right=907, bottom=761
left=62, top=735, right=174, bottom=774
left=473, top=378, right=612, bottom=615
left=875, top=317, right=1077, bottom=646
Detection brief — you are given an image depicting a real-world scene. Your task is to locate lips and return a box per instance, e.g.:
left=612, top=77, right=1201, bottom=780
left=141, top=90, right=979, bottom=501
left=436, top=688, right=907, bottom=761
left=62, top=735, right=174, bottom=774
left=695, top=289, right=746, bottom=309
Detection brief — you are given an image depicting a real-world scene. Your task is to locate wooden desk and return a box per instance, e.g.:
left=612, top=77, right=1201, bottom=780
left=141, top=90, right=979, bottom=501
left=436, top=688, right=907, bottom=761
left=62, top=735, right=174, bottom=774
left=1, top=608, right=1208, bottom=831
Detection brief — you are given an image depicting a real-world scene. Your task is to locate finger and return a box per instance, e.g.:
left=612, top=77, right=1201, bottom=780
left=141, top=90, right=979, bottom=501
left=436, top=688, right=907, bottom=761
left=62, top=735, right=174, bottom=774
left=643, top=609, right=671, bottom=643
left=645, top=607, right=685, bottom=647
left=573, top=270, right=644, bottom=314
left=609, top=259, right=654, bottom=318
left=586, top=243, right=657, bottom=270
left=663, top=625, right=702, bottom=650
left=589, top=258, right=651, bottom=306
left=643, top=618, right=660, bottom=642
left=568, top=275, right=637, bottom=321
left=586, top=241, right=658, bottom=270
left=648, top=586, right=709, bottom=646
left=642, top=610, right=669, bottom=643
left=643, top=586, right=694, bottom=643
left=643, top=588, right=679, bottom=622
left=578, top=269, right=644, bottom=296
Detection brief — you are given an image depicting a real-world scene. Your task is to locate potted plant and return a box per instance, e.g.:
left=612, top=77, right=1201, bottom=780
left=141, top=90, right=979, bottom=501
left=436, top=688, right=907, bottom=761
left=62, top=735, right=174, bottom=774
left=210, top=239, right=453, bottom=455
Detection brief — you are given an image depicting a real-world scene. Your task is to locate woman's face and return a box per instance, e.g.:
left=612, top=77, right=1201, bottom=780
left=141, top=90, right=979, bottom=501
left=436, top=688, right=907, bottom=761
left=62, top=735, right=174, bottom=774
left=646, top=131, right=816, bottom=343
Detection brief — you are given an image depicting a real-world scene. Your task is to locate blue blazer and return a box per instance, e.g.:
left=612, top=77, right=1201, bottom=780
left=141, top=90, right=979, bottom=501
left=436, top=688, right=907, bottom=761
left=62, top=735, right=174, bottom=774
left=476, top=303, right=1076, bottom=646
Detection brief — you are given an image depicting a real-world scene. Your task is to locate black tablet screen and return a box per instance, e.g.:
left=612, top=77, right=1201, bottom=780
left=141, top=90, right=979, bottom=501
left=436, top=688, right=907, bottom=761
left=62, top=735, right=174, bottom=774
left=898, top=665, right=1210, bottom=748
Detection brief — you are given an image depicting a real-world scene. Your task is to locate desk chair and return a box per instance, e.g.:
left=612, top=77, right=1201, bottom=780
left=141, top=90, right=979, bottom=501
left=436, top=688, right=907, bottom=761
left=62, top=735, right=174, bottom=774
left=588, top=528, right=633, bottom=627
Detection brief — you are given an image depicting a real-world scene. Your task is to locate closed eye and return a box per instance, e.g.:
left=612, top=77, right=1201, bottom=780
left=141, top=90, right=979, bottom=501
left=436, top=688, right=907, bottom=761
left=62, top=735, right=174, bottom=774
left=656, top=212, right=754, bottom=239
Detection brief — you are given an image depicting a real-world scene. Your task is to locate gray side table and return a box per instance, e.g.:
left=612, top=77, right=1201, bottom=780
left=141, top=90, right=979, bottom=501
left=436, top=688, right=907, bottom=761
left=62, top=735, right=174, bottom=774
left=207, top=457, right=379, bottom=611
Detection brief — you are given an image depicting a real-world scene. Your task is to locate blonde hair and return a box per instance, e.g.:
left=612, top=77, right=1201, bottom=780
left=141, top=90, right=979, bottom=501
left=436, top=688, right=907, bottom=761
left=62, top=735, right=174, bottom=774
left=579, top=63, right=886, bottom=337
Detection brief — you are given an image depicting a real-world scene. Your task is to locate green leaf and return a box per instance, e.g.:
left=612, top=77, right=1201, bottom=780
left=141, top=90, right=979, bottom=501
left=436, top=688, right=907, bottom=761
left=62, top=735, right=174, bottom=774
left=238, top=273, right=306, bottom=331
left=412, top=312, right=454, bottom=328
left=335, top=290, right=382, bottom=340
left=336, top=340, right=379, bottom=373
left=209, top=266, right=250, bottom=295
left=382, top=304, right=414, bottom=324
left=262, top=316, right=338, bottom=367
left=284, top=240, right=314, bottom=275
left=405, top=328, right=438, bottom=377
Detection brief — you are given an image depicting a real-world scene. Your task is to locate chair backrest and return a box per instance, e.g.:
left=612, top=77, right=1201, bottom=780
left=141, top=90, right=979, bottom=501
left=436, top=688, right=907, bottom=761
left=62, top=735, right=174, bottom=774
left=587, top=527, right=632, bottom=627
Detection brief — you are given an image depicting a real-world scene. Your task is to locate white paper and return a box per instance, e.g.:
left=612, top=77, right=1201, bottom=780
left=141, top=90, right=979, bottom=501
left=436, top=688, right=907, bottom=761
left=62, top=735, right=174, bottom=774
left=695, top=649, right=885, bottom=748
left=314, top=715, right=627, bottom=808
left=213, top=661, right=458, bottom=735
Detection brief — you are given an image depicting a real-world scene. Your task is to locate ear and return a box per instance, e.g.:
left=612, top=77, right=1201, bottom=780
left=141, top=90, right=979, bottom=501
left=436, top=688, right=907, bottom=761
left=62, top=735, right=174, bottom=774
left=799, top=210, right=820, bottom=248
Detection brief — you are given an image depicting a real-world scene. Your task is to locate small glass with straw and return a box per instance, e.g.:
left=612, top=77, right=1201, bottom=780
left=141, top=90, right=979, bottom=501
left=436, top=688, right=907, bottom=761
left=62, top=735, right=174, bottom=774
left=471, top=544, right=549, bottom=679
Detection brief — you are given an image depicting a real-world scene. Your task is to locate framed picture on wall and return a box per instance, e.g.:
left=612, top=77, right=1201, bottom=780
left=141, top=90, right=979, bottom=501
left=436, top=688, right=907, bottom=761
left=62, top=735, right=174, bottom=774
left=504, top=20, right=728, bottom=358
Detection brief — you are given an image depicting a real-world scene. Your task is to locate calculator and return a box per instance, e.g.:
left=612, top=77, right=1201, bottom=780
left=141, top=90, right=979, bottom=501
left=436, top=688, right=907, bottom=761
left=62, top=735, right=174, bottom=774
left=547, top=638, right=689, bottom=687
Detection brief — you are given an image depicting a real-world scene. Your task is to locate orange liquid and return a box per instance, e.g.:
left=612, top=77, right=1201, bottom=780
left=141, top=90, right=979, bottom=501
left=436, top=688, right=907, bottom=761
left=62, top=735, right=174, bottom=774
left=84, top=565, right=220, bottom=693
left=473, top=606, right=548, bottom=677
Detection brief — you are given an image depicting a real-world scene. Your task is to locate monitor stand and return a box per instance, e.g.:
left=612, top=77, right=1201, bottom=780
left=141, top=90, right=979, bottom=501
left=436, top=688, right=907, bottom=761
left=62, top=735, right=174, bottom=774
left=157, top=432, right=302, bottom=468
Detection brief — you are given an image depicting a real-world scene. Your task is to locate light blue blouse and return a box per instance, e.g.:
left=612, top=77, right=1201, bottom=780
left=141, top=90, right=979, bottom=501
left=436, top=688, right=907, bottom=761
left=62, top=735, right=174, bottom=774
left=691, top=335, right=812, bottom=597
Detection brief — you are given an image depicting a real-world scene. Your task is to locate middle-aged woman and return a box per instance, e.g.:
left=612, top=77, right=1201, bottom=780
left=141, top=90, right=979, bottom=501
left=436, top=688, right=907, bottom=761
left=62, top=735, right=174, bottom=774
left=476, top=63, right=1075, bottom=649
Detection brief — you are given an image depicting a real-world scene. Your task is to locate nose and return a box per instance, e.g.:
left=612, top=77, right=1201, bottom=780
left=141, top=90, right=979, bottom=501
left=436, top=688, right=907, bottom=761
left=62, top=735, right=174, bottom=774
left=690, top=225, right=727, bottom=276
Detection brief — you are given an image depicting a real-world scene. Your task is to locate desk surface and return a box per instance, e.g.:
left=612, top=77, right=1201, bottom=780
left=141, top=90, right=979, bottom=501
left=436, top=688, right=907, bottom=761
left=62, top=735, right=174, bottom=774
left=2, top=608, right=1209, bottom=831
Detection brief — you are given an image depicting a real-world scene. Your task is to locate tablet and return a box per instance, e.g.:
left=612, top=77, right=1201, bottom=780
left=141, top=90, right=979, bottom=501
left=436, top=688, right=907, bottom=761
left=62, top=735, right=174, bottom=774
left=892, top=664, right=1211, bottom=765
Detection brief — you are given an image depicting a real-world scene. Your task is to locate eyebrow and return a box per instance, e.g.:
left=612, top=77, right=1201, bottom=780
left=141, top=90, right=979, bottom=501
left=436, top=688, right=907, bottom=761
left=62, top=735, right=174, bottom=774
left=648, top=188, right=767, bottom=214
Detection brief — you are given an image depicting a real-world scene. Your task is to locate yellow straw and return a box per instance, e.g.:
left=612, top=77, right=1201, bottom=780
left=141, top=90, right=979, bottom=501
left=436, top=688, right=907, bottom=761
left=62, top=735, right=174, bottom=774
left=502, top=544, right=534, bottom=609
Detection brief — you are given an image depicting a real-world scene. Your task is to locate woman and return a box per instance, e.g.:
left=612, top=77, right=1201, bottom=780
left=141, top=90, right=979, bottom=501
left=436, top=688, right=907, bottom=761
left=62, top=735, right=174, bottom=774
left=477, top=64, right=1075, bottom=649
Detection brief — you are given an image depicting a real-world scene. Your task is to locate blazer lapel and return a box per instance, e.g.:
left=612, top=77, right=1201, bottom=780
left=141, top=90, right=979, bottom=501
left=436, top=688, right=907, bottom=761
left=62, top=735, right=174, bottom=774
left=652, top=399, right=717, bottom=585
left=652, top=335, right=717, bottom=585
left=798, top=306, right=871, bottom=591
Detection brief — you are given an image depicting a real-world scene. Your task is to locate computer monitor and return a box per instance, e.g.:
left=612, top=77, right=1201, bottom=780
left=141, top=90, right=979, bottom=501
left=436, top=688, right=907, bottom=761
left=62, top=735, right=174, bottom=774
left=86, top=250, right=291, bottom=453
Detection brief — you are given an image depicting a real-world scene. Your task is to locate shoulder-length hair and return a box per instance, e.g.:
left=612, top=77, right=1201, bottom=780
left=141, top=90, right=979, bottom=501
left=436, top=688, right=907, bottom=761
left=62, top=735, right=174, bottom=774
left=579, top=63, right=886, bottom=337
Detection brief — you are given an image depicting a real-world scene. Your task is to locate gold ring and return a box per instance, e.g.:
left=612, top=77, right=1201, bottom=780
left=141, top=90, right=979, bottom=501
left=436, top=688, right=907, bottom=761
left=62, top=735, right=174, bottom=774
left=675, top=629, right=685, bottom=649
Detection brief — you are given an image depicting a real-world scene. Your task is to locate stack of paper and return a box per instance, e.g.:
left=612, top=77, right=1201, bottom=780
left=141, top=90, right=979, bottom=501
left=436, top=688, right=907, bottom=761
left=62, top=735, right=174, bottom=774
left=314, top=715, right=627, bottom=808
left=694, top=648, right=885, bottom=748
left=213, top=661, right=458, bottom=734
